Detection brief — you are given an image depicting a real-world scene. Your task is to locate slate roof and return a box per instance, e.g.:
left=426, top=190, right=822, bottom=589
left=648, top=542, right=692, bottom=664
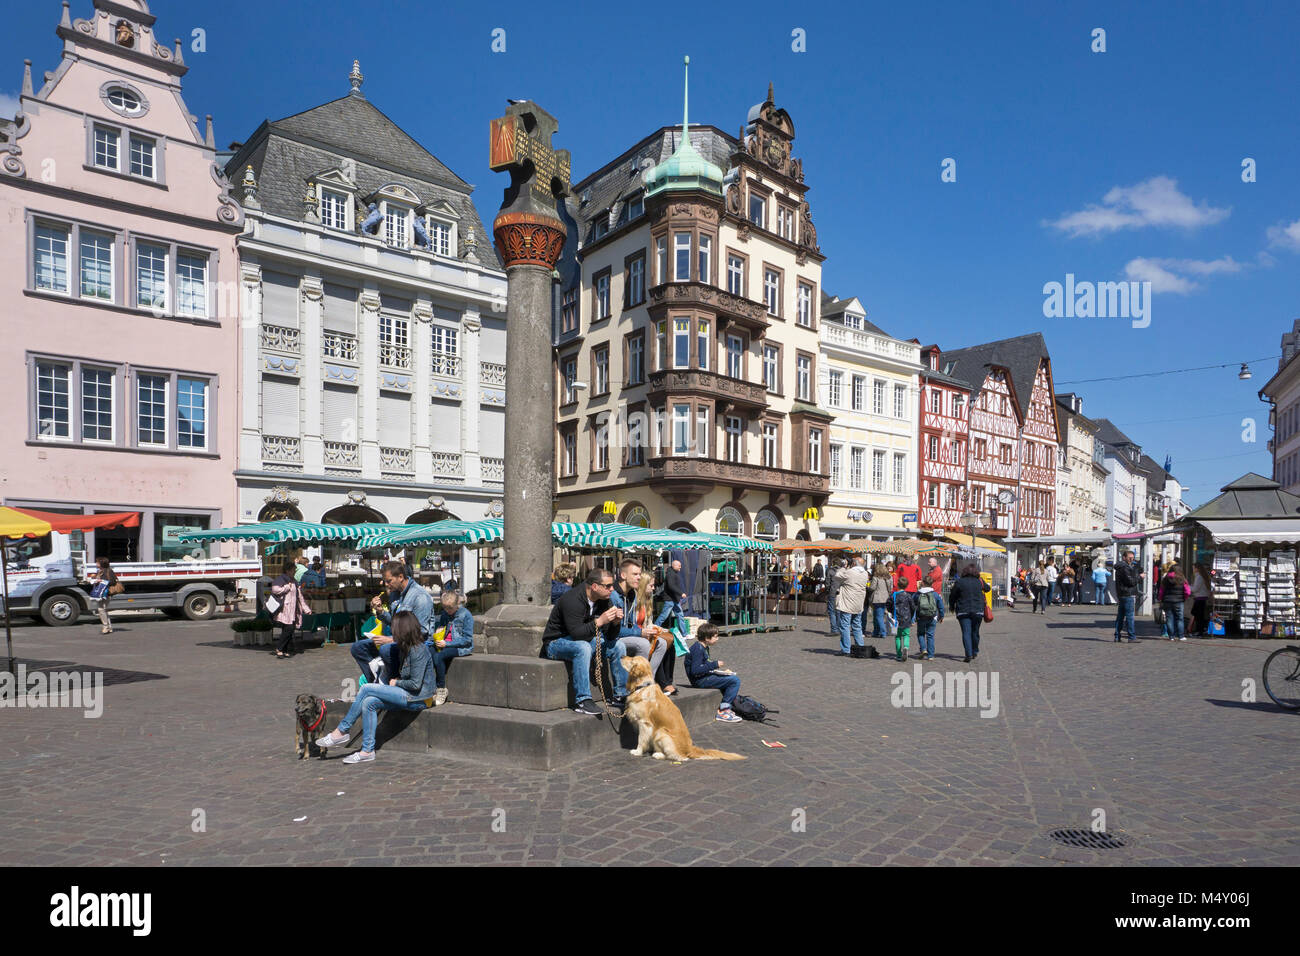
left=572, top=124, right=736, bottom=240
left=224, top=93, right=500, bottom=270
left=1139, top=453, right=1170, bottom=492
left=820, top=292, right=891, bottom=338
left=1183, top=473, right=1300, bottom=520
left=940, top=333, right=1052, bottom=413
left=1093, top=418, right=1140, bottom=451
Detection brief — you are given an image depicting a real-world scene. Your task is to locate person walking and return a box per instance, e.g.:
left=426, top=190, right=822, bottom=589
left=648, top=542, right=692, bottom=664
left=949, top=564, right=991, bottom=663
left=1113, top=550, right=1143, bottom=642
left=269, top=559, right=312, bottom=659
left=1030, top=561, right=1050, bottom=614
left=914, top=578, right=946, bottom=661
left=88, top=556, right=119, bottom=634
left=833, top=555, right=871, bottom=658
left=1045, top=559, right=1059, bottom=605
left=1092, top=561, right=1113, bottom=605
left=1158, top=564, right=1191, bottom=641
left=654, top=558, right=686, bottom=627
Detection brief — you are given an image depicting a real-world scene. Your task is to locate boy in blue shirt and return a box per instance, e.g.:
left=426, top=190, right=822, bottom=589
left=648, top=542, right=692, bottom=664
left=913, top=576, right=946, bottom=661
left=685, top=623, right=742, bottom=722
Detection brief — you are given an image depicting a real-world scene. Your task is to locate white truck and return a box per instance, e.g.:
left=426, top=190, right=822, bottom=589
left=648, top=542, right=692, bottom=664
left=1, top=531, right=263, bottom=626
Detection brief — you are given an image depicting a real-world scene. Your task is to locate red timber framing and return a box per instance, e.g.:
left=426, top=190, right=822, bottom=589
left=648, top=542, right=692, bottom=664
left=917, top=347, right=971, bottom=532
left=965, top=367, right=1020, bottom=533
left=1016, top=359, right=1059, bottom=537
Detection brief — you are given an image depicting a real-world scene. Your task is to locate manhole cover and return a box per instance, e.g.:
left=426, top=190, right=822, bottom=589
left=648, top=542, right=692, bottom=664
left=1048, top=828, right=1129, bottom=850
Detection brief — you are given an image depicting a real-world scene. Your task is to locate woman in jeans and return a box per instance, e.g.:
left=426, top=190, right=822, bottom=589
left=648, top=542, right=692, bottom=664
left=1030, top=562, right=1049, bottom=614
left=866, top=564, right=892, bottom=639
left=269, top=559, right=311, bottom=659
left=948, top=564, right=991, bottom=663
left=316, top=611, right=434, bottom=764
left=88, top=556, right=118, bottom=634
left=1158, top=565, right=1192, bottom=641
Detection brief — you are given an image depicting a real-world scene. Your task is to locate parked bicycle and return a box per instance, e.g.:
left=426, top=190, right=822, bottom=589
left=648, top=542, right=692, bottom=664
left=1263, top=645, right=1300, bottom=711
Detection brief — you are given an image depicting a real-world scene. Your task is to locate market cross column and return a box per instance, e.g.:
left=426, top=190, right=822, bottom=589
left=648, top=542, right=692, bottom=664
left=489, top=101, right=569, bottom=607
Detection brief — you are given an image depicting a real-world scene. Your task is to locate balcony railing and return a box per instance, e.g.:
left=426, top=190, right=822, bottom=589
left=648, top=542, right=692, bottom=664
left=380, top=446, right=413, bottom=473
left=431, top=451, right=464, bottom=481
left=379, top=343, right=412, bottom=371
left=480, top=362, right=506, bottom=387
left=646, top=368, right=768, bottom=411
left=261, top=434, right=301, bottom=463
left=647, top=455, right=828, bottom=495
left=481, top=456, right=504, bottom=484
left=432, top=353, right=462, bottom=379
left=323, top=441, right=360, bottom=468
left=646, top=282, right=770, bottom=334
left=821, top=322, right=920, bottom=364
left=322, top=331, right=358, bottom=362
left=260, top=323, right=300, bottom=354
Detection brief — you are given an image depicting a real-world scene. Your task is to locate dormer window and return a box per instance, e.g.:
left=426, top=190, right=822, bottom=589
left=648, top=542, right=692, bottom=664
left=592, top=218, right=609, bottom=240
left=424, top=216, right=453, bottom=256
left=320, top=188, right=350, bottom=231
left=383, top=203, right=410, bottom=248
left=624, top=197, right=644, bottom=222
left=842, top=312, right=863, bottom=330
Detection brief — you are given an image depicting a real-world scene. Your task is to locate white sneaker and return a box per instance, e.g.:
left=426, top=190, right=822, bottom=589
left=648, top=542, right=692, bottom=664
left=1179, top=636, right=1186, bottom=641
left=342, top=751, right=374, bottom=764
left=434, top=688, right=449, bottom=706
left=369, top=657, right=385, bottom=682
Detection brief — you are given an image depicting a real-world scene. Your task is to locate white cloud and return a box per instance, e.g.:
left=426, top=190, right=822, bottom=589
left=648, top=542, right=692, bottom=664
left=1267, top=218, right=1300, bottom=251
left=0, top=91, right=19, bottom=120
left=1122, top=255, right=1244, bottom=295
left=1047, top=176, right=1230, bottom=237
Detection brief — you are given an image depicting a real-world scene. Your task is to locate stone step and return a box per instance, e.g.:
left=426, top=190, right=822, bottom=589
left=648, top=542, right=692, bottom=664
left=441, top=653, right=569, bottom=712
left=320, top=685, right=723, bottom=771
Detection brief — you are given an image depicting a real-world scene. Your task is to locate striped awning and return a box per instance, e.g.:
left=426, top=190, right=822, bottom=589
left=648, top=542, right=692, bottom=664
left=178, top=520, right=410, bottom=546
left=357, top=520, right=774, bottom=553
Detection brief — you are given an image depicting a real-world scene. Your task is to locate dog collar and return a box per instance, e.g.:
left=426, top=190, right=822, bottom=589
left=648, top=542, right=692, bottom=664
left=305, top=700, right=326, bottom=732
left=631, top=680, right=655, bottom=693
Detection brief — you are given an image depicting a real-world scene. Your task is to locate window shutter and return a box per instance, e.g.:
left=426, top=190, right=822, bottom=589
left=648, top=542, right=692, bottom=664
left=380, top=293, right=412, bottom=316
left=378, top=393, right=410, bottom=447
left=430, top=398, right=462, bottom=451
left=323, top=283, right=358, bottom=333
left=261, top=376, right=299, bottom=436
left=262, top=271, right=299, bottom=328
left=480, top=407, right=505, bottom=458
left=322, top=385, right=357, bottom=442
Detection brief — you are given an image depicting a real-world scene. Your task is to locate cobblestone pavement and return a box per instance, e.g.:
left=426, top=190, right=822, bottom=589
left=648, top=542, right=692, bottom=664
left=2, top=602, right=1298, bottom=866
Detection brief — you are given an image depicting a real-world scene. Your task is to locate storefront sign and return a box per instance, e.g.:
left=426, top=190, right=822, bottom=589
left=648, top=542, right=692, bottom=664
left=161, top=525, right=203, bottom=544
left=846, top=510, right=874, bottom=522
left=902, top=513, right=918, bottom=523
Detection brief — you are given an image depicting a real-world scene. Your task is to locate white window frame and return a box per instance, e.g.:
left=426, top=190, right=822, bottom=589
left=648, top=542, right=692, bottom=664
left=872, top=449, right=885, bottom=491
left=78, top=229, right=114, bottom=302
left=762, top=422, right=778, bottom=468
left=628, top=256, right=645, bottom=306
left=320, top=188, right=352, bottom=231
left=726, top=334, right=744, bottom=379
left=594, top=346, right=610, bottom=395
left=673, top=318, right=691, bottom=369
left=725, top=415, right=743, bottom=463
left=92, top=124, right=120, bottom=172
left=749, top=194, right=766, bottom=229
left=672, top=404, right=692, bottom=457
left=78, top=365, right=116, bottom=445
left=561, top=356, right=578, bottom=405
left=764, top=269, right=780, bottom=316
left=628, top=335, right=645, bottom=385
left=35, top=222, right=71, bottom=295
left=893, top=453, right=906, bottom=494
left=796, top=282, right=813, bottom=327
left=851, top=375, right=865, bottom=412
left=697, top=234, right=712, bottom=285
left=850, top=447, right=865, bottom=489
left=674, top=232, right=692, bottom=282
left=382, top=202, right=410, bottom=248
left=827, top=369, right=843, bottom=408
left=894, top=383, right=907, bottom=419
left=796, top=354, right=811, bottom=402
left=763, top=345, right=779, bottom=394
left=872, top=379, right=885, bottom=416
left=128, top=134, right=156, bottom=180
left=808, top=429, right=822, bottom=474
left=136, top=371, right=169, bottom=447
left=829, top=443, right=843, bottom=487
left=727, top=255, right=744, bottom=296
left=424, top=215, right=454, bottom=256
left=697, top=320, right=710, bottom=371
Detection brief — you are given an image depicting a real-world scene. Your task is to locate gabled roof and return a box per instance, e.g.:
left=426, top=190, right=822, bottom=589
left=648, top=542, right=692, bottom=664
left=821, top=293, right=890, bottom=337
left=1093, top=418, right=1140, bottom=451
left=941, top=333, right=1051, bottom=410
left=1183, top=473, right=1300, bottom=521
left=225, top=94, right=499, bottom=270
left=269, top=95, right=467, bottom=191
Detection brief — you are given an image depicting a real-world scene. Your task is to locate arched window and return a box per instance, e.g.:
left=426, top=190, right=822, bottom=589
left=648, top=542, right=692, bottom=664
left=716, top=506, right=744, bottom=537
left=257, top=502, right=303, bottom=522
left=622, top=504, right=651, bottom=528
left=754, top=508, right=779, bottom=541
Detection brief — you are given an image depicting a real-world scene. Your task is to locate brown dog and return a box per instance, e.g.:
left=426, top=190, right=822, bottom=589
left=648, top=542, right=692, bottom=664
left=620, top=657, right=745, bottom=761
left=294, top=693, right=327, bottom=759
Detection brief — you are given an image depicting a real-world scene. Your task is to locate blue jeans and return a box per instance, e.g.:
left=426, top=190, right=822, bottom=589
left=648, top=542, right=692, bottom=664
left=871, top=603, right=888, bottom=638
left=336, top=683, right=425, bottom=752
left=827, top=597, right=840, bottom=634
left=544, top=635, right=602, bottom=703
left=1115, top=595, right=1135, bottom=639
left=430, top=644, right=460, bottom=688
left=654, top=599, right=682, bottom=627
left=919, top=618, right=938, bottom=656
left=1162, top=602, right=1185, bottom=638
left=958, top=614, right=982, bottom=658
left=693, top=672, right=741, bottom=707
left=837, top=608, right=864, bottom=653
left=352, top=638, right=400, bottom=683
left=603, top=638, right=631, bottom=697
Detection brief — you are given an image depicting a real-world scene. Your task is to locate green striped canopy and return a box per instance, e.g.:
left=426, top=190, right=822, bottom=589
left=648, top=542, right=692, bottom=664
left=356, top=520, right=773, bottom=553
left=177, top=520, right=411, bottom=546
left=354, top=519, right=505, bottom=550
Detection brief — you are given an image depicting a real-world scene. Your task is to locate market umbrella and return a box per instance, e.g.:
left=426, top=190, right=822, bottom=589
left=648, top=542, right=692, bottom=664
left=1, top=508, right=141, bottom=675
left=773, top=538, right=852, bottom=552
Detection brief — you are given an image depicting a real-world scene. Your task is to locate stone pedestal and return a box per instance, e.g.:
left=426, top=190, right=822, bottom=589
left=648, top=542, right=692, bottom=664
left=478, top=603, right=551, bottom=656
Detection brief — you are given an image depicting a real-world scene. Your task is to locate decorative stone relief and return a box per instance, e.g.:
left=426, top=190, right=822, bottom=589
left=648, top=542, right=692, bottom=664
left=0, top=110, right=31, bottom=178
left=211, top=163, right=245, bottom=228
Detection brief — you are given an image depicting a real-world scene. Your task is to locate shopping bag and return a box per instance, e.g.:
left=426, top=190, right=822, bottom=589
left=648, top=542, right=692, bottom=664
left=90, top=581, right=109, bottom=600
left=678, top=615, right=691, bottom=636
left=671, top=625, right=689, bottom=657
left=264, top=595, right=281, bottom=615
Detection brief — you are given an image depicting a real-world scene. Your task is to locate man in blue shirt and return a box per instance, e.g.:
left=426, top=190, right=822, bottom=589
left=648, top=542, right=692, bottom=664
left=351, top=561, right=437, bottom=684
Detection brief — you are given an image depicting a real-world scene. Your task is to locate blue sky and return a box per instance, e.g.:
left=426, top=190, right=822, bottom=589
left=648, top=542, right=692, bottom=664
left=5, top=0, right=1297, bottom=506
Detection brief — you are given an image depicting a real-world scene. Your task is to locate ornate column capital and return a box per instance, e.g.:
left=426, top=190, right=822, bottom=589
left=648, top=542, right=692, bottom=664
left=492, top=212, right=567, bottom=270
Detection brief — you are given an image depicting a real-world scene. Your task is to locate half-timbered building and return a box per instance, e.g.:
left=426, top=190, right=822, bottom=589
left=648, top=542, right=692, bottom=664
left=917, top=344, right=974, bottom=533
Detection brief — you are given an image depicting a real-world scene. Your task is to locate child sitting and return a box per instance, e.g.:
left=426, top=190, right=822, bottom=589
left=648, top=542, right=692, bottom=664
left=684, top=622, right=742, bottom=722
left=892, top=586, right=917, bottom=662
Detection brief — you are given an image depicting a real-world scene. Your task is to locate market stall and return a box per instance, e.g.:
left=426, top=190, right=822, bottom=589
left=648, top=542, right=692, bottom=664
left=1174, top=474, right=1300, bottom=637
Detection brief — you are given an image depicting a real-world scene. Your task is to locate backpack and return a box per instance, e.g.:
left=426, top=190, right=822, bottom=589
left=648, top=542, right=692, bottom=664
left=732, top=695, right=778, bottom=724
left=916, top=590, right=938, bottom=620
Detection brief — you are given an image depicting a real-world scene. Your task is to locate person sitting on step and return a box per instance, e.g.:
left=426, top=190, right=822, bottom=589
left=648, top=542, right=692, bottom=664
left=428, top=589, right=474, bottom=706
left=541, top=567, right=623, bottom=716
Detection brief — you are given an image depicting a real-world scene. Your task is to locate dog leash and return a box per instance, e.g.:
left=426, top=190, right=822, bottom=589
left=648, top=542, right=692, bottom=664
left=590, top=638, right=625, bottom=735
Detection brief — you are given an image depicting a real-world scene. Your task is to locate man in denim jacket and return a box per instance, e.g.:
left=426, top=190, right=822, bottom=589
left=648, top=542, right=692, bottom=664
left=353, top=561, right=437, bottom=684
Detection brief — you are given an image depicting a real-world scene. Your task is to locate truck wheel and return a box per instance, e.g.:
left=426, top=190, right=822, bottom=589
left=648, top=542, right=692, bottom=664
left=40, top=593, right=82, bottom=627
left=182, top=592, right=216, bottom=621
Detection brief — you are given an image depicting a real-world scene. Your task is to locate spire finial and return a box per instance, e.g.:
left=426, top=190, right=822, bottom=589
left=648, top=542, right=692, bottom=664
left=349, top=59, right=364, bottom=97
left=22, top=59, right=33, bottom=97
left=767, top=81, right=774, bottom=103
left=59, top=2, right=70, bottom=29
left=682, top=55, right=690, bottom=140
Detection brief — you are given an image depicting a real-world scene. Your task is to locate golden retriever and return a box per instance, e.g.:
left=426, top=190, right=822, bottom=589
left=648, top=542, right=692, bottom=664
left=620, top=656, right=745, bottom=761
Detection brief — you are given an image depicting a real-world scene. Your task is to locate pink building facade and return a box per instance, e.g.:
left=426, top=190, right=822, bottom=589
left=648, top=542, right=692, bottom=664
left=0, top=0, right=242, bottom=560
